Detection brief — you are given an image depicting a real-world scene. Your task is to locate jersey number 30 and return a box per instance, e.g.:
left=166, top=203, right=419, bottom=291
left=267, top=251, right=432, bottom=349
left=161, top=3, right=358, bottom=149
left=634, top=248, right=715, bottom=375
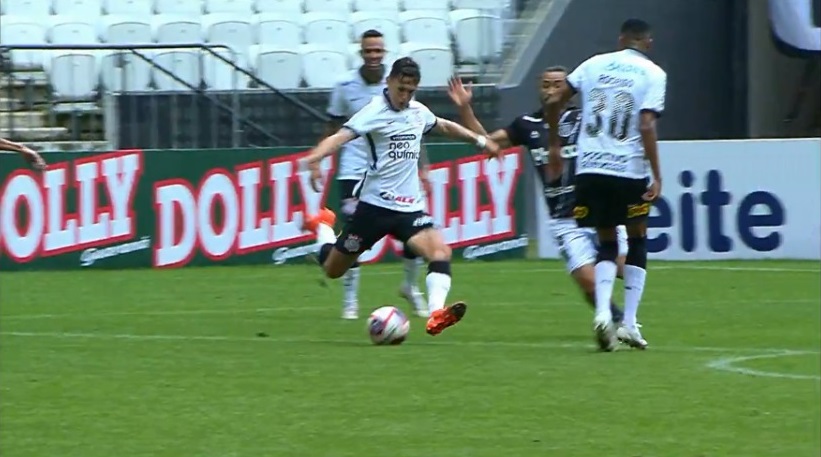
left=585, top=88, right=634, bottom=141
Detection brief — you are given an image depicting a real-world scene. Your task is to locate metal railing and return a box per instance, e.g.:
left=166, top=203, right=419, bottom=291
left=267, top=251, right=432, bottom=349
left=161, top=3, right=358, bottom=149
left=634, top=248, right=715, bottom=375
left=0, top=43, right=329, bottom=150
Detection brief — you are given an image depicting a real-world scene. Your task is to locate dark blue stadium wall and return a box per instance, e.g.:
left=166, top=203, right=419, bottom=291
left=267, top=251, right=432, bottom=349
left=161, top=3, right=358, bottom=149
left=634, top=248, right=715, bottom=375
left=499, top=0, right=749, bottom=140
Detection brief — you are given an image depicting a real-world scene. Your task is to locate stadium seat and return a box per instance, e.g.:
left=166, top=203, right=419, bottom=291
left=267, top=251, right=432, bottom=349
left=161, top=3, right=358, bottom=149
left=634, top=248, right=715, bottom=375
left=350, top=11, right=400, bottom=50
left=205, top=0, right=253, bottom=14
left=452, top=0, right=506, bottom=10
left=154, top=0, right=202, bottom=15
left=399, top=42, right=452, bottom=87
left=3, top=0, right=50, bottom=17
left=253, top=13, right=302, bottom=48
left=99, top=16, right=153, bottom=44
left=400, top=0, right=450, bottom=11
left=202, top=48, right=250, bottom=90
left=249, top=44, right=302, bottom=89
left=300, top=44, right=347, bottom=88
left=151, top=49, right=202, bottom=90
left=202, top=13, right=253, bottom=62
left=353, top=0, right=399, bottom=13
left=98, top=50, right=153, bottom=91
left=399, top=11, right=450, bottom=47
left=0, top=18, right=48, bottom=68
left=253, top=0, right=303, bottom=14
left=52, top=0, right=102, bottom=15
left=102, top=0, right=153, bottom=16
left=302, top=12, right=351, bottom=53
left=44, top=51, right=99, bottom=98
left=304, top=0, right=350, bottom=14
left=49, top=18, right=98, bottom=44
left=153, top=15, right=203, bottom=44
left=449, top=9, right=503, bottom=63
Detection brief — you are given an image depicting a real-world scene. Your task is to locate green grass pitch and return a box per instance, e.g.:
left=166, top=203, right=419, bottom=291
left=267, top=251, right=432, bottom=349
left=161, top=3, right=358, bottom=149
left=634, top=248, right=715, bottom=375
left=1, top=260, right=819, bottom=457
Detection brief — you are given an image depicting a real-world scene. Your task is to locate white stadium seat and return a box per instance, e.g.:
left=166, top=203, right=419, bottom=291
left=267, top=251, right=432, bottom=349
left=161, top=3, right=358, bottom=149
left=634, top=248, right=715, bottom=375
left=103, top=0, right=153, bottom=16
left=304, top=0, right=350, bottom=14
left=0, top=18, right=47, bottom=68
left=52, top=0, right=102, bottom=15
left=452, top=0, right=506, bottom=10
left=449, top=9, right=503, bottom=62
left=98, top=51, right=153, bottom=92
left=44, top=51, right=98, bottom=98
left=154, top=0, right=202, bottom=15
left=99, top=16, right=153, bottom=44
left=349, top=11, right=399, bottom=50
left=205, top=0, right=253, bottom=14
left=249, top=44, right=302, bottom=89
left=253, top=0, right=303, bottom=14
left=153, top=15, right=202, bottom=44
left=300, top=44, right=347, bottom=88
left=202, top=48, right=250, bottom=90
left=49, top=18, right=98, bottom=44
left=202, top=13, right=253, bottom=61
left=353, top=0, right=398, bottom=13
left=151, top=49, right=201, bottom=90
left=302, top=12, right=350, bottom=53
left=400, top=0, right=450, bottom=11
left=399, top=42, right=452, bottom=87
left=253, top=13, right=302, bottom=47
left=399, top=11, right=450, bottom=47
left=3, top=0, right=50, bottom=17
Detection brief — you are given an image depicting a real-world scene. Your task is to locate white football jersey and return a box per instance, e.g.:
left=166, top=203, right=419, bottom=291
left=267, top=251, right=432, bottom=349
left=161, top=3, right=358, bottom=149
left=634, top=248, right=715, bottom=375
left=327, top=69, right=388, bottom=180
left=567, top=48, right=667, bottom=179
left=342, top=91, right=437, bottom=213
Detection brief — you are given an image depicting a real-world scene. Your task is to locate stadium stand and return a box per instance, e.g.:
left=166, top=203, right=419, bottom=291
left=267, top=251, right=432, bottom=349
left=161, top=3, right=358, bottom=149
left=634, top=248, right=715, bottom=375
left=0, top=0, right=527, bottom=150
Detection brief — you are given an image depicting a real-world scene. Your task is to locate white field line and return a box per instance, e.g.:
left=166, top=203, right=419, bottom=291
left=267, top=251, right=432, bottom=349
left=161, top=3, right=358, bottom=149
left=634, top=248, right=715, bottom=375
left=705, top=351, right=821, bottom=381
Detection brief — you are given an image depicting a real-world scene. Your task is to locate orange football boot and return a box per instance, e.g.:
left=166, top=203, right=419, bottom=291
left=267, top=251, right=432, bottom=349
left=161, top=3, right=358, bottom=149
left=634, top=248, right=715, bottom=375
left=302, top=207, right=336, bottom=233
left=425, top=302, right=467, bottom=336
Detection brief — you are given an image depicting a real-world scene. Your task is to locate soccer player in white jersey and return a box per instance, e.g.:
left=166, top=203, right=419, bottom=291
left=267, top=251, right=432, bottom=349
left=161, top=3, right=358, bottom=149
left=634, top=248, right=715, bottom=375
left=546, top=18, right=666, bottom=351
left=301, top=57, right=501, bottom=336
left=325, top=30, right=428, bottom=320
left=0, top=137, right=46, bottom=170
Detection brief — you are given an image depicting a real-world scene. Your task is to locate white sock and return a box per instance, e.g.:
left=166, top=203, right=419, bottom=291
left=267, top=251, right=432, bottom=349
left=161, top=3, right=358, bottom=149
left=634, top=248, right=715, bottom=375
left=622, top=265, right=647, bottom=328
left=342, top=267, right=360, bottom=306
left=594, top=261, right=618, bottom=320
left=315, top=223, right=336, bottom=246
left=425, top=272, right=451, bottom=313
left=403, top=257, right=420, bottom=289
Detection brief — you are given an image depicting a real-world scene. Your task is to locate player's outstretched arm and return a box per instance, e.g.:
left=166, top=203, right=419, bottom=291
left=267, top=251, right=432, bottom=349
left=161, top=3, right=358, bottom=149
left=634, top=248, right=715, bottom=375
left=431, top=118, right=501, bottom=158
left=303, top=128, right=358, bottom=166
left=447, top=77, right=513, bottom=149
left=0, top=137, right=46, bottom=170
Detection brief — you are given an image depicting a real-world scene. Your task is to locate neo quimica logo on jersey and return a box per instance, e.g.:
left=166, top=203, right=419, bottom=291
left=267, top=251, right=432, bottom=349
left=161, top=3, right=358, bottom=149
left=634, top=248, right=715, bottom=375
left=648, top=170, right=785, bottom=253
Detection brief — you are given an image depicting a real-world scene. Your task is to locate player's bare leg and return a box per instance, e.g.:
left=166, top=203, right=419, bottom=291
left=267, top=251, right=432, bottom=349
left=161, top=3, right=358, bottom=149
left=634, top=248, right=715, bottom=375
left=617, top=222, right=649, bottom=349
left=398, top=245, right=429, bottom=318
left=593, top=227, right=620, bottom=351
left=406, top=228, right=466, bottom=335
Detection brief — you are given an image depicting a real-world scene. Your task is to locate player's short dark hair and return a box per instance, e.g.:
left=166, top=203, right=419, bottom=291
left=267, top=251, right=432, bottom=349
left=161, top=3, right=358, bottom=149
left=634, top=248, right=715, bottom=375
left=620, top=18, right=652, bottom=39
left=361, top=29, right=383, bottom=40
left=543, top=65, right=568, bottom=74
left=389, top=57, right=421, bottom=83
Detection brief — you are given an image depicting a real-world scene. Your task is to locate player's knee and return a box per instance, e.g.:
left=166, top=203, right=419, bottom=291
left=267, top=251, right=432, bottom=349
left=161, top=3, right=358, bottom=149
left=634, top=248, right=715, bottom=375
left=427, top=259, right=451, bottom=277
left=596, top=240, right=619, bottom=263
left=626, top=236, right=647, bottom=269
left=428, top=244, right=451, bottom=262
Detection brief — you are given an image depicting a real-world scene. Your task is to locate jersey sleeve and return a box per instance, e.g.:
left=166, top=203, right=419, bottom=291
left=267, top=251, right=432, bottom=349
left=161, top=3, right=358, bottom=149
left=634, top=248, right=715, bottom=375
left=641, top=70, right=667, bottom=118
left=503, top=117, right=525, bottom=147
left=342, top=101, right=381, bottom=137
left=326, top=80, right=347, bottom=119
left=421, top=105, right=438, bottom=134
left=566, top=57, right=592, bottom=94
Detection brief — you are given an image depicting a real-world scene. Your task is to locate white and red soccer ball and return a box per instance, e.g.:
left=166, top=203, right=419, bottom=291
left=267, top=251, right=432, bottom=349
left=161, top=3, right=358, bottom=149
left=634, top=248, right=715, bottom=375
left=367, top=306, right=410, bottom=345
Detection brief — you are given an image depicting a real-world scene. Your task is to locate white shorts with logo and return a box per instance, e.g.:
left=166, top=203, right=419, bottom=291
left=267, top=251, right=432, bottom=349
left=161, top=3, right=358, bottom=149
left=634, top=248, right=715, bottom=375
left=550, top=218, right=628, bottom=273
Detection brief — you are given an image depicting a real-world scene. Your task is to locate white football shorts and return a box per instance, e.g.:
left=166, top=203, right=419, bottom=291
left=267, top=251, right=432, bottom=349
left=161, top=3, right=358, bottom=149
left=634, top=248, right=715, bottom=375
left=550, top=218, right=628, bottom=273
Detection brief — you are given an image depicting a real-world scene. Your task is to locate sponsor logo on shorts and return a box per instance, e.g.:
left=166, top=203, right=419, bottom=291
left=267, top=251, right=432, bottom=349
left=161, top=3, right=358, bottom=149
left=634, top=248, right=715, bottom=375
left=343, top=234, right=362, bottom=252
left=412, top=215, right=434, bottom=227
left=627, top=202, right=651, bottom=218
left=573, top=206, right=589, bottom=219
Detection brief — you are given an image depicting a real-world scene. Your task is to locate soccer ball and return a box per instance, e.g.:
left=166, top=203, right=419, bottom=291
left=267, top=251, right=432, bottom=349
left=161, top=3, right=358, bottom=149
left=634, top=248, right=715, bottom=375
left=367, top=306, right=410, bottom=345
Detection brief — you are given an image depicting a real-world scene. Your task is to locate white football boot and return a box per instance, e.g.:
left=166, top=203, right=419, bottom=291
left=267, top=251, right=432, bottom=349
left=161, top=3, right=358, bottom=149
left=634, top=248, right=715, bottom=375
left=617, top=325, right=648, bottom=349
left=399, top=285, right=429, bottom=318
left=341, top=302, right=358, bottom=320
left=593, top=312, right=618, bottom=352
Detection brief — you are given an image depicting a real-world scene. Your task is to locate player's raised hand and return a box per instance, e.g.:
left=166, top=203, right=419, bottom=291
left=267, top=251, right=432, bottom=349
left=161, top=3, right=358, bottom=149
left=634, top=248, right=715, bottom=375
left=643, top=179, right=661, bottom=202
left=298, top=156, right=324, bottom=193
left=447, top=76, right=473, bottom=107
left=483, top=137, right=502, bottom=160
left=21, top=145, right=46, bottom=171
